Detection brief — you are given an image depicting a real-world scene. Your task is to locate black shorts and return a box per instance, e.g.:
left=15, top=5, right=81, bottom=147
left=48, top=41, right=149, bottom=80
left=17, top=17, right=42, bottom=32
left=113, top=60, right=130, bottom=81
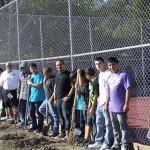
left=2, top=89, right=18, bottom=108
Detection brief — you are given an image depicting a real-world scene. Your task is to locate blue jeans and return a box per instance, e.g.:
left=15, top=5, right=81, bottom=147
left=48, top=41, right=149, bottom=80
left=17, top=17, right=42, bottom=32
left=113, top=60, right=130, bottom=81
left=29, top=101, right=44, bottom=130
left=18, top=99, right=32, bottom=125
left=75, top=109, right=85, bottom=136
left=95, top=104, right=113, bottom=145
left=110, top=112, right=129, bottom=147
left=39, top=100, right=59, bottom=133
left=56, top=99, right=70, bottom=135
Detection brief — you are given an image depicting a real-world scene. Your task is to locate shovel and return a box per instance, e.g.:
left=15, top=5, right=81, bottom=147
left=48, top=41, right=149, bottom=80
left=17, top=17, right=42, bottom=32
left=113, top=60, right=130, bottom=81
left=43, top=98, right=50, bottom=136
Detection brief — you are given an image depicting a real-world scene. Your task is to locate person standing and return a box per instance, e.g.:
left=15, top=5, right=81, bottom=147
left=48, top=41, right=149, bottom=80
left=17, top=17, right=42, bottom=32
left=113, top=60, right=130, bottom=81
left=17, top=61, right=31, bottom=126
left=39, top=67, right=59, bottom=137
left=81, top=67, right=99, bottom=146
left=105, top=57, right=131, bottom=150
left=0, top=62, right=20, bottom=123
left=88, top=57, right=113, bottom=150
left=26, top=63, right=45, bottom=133
left=54, top=59, right=74, bottom=140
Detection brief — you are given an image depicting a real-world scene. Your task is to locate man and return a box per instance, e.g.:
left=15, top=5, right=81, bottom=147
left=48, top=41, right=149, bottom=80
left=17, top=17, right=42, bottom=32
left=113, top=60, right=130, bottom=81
left=54, top=59, right=74, bottom=140
left=0, top=62, right=20, bottom=123
left=88, top=57, right=113, bottom=150
left=39, top=67, right=59, bottom=137
left=17, top=61, right=31, bottom=126
left=27, top=63, right=45, bottom=133
left=105, top=57, right=131, bottom=150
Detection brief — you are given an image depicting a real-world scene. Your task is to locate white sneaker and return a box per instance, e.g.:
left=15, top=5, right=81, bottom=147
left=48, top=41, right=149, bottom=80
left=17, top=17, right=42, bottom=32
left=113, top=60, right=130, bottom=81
left=0, top=116, right=9, bottom=121
left=100, top=143, right=110, bottom=150
left=88, top=142, right=102, bottom=149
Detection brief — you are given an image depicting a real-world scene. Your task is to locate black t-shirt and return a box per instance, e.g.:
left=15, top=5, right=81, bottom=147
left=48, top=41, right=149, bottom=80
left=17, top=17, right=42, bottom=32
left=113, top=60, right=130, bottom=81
left=89, top=78, right=99, bottom=106
left=45, top=75, right=55, bottom=99
left=55, top=70, right=71, bottom=99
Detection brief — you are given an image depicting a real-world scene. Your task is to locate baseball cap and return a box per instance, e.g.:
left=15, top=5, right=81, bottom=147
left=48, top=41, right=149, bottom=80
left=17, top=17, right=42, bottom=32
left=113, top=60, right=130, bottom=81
left=20, top=61, right=28, bottom=68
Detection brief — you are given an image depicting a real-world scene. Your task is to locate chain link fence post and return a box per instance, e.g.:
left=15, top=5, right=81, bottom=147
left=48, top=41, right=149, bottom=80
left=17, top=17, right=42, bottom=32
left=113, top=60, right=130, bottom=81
left=68, top=0, right=73, bottom=71
left=16, top=0, right=20, bottom=67
left=39, top=15, right=44, bottom=70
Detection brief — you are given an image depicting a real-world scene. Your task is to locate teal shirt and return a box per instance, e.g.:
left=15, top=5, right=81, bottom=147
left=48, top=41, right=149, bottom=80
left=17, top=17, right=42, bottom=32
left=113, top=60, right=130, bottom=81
left=29, top=72, right=45, bottom=102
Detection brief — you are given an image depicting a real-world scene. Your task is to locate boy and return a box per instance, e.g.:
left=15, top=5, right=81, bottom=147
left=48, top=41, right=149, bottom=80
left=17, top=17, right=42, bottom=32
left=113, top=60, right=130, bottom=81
left=74, top=69, right=89, bottom=141
left=27, top=63, right=45, bottom=133
left=105, top=57, right=131, bottom=150
left=88, top=57, right=113, bottom=150
left=81, top=67, right=99, bottom=146
left=17, top=61, right=31, bottom=126
left=39, top=67, right=59, bottom=137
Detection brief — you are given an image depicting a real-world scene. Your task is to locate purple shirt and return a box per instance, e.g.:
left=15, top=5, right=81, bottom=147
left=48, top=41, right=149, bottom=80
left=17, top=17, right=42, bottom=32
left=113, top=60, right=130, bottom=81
left=106, top=71, right=131, bottom=112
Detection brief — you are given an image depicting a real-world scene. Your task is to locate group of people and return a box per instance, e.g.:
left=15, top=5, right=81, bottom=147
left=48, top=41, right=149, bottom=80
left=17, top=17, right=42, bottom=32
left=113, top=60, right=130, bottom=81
left=0, top=56, right=131, bottom=150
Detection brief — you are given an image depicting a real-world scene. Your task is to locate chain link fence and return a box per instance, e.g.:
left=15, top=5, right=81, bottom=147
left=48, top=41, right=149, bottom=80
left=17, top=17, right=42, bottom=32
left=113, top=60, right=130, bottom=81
left=0, top=0, right=149, bottom=145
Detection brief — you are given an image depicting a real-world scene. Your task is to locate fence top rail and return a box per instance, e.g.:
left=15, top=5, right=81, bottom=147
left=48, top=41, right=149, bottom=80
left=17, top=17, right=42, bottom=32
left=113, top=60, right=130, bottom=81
left=0, top=0, right=17, bottom=11
left=0, top=43, right=149, bottom=65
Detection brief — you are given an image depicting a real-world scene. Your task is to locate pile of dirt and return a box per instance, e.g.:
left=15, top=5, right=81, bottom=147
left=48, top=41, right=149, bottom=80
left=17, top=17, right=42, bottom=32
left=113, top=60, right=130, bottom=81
left=0, top=133, right=60, bottom=150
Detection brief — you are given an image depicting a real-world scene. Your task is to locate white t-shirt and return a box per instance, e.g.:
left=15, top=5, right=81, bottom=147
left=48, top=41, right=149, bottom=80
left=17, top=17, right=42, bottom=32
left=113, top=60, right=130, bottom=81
left=98, top=70, right=111, bottom=106
left=0, top=70, right=20, bottom=90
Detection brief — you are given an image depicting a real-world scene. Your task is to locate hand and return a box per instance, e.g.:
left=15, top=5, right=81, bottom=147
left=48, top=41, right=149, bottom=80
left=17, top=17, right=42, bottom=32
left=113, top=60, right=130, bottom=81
left=74, top=83, right=79, bottom=89
left=27, top=80, right=32, bottom=85
left=43, top=77, right=48, bottom=84
left=53, top=101, right=57, bottom=107
left=77, top=69, right=81, bottom=74
left=89, top=107, right=94, bottom=117
left=104, top=105, right=108, bottom=112
left=49, top=98, right=54, bottom=104
left=123, top=105, right=129, bottom=112
left=63, top=96, right=69, bottom=102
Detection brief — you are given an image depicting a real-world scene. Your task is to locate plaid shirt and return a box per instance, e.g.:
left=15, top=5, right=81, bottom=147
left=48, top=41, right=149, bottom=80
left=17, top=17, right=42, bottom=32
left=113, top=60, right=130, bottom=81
left=17, top=72, right=30, bottom=100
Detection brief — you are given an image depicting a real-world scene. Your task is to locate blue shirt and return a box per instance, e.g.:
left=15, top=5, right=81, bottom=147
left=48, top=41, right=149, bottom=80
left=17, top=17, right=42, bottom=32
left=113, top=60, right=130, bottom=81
left=29, top=72, right=45, bottom=102
left=76, top=95, right=84, bottom=110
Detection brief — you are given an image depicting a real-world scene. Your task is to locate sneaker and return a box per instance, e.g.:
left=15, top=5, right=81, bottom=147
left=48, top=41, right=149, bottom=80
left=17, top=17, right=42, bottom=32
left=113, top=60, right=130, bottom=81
left=88, top=142, right=102, bottom=149
left=34, top=129, right=43, bottom=133
left=26, top=127, right=36, bottom=132
left=54, top=134, right=65, bottom=140
left=16, top=122, right=24, bottom=127
left=121, top=145, right=129, bottom=150
left=49, top=132, right=59, bottom=138
left=80, top=139, right=90, bottom=146
left=74, top=137, right=83, bottom=145
left=61, top=136, right=67, bottom=141
left=110, top=145, right=121, bottom=150
left=100, top=143, right=110, bottom=150
left=0, top=116, right=9, bottom=121
left=6, top=118, right=15, bottom=124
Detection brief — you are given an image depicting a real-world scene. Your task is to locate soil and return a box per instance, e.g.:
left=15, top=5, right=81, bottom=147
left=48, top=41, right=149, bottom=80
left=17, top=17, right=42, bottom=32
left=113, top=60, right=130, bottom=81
left=0, top=121, right=89, bottom=150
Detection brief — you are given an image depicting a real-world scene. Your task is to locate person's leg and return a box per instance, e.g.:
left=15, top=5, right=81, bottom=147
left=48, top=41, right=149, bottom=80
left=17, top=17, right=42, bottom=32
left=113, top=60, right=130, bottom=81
left=92, top=110, right=97, bottom=140
left=102, top=105, right=113, bottom=146
left=79, top=110, right=85, bottom=137
left=110, top=112, right=121, bottom=148
left=117, top=112, right=129, bottom=149
left=8, top=107, right=14, bottom=118
left=75, top=109, right=80, bottom=130
left=48, top=102, right=59, bottom=134
left=94, top=105, right=104, bottom=144
left=56, top=99, right=65, bottom=136
left=27, top=101, right=32, bottom=125
left=61, top=101, right=70, bottom=130
left=35, top=101, right=44, bottom=131
left=19, top=99, right=27, bottom=124
left=29, top=102, right=37, bottom=129
left=39, top=100, right=53, bottom=123
left=61, top=101, right=70, bottom=139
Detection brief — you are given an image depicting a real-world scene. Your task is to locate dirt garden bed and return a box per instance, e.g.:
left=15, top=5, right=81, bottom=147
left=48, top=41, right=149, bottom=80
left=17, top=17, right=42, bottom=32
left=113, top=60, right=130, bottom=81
left=0, top=121, right=88, bottom=150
